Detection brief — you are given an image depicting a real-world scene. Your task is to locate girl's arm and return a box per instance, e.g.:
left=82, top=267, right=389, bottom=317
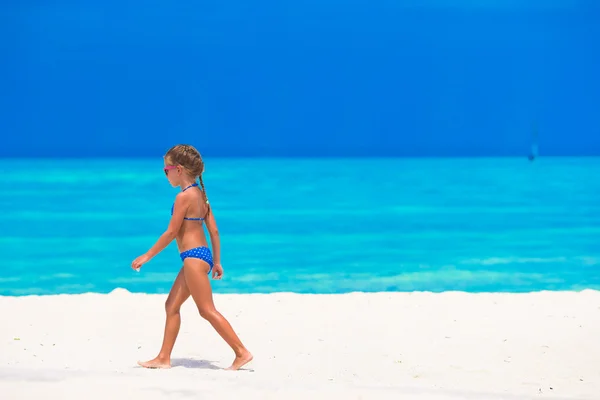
left=204, top=209, right=221, bottom=266
left=144, top=193, right=188, bottom=260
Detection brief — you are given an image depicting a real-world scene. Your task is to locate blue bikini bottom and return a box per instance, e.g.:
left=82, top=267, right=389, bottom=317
left=180, top=246, right=213, bottom=274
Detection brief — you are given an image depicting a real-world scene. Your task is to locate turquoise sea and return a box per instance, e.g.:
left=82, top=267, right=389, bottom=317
left=0, top=157, right=599, bottom=296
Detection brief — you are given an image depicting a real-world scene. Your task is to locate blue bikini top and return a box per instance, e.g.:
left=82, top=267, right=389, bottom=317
left=171, top=183, right=204, bottom=221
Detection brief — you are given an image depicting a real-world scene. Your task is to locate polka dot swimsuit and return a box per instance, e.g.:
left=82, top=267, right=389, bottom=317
left=173, top=183, right=213, bottom=274
left=180, top=246, right=214, bottom=273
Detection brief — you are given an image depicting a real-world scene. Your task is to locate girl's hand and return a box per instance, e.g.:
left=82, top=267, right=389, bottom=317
left=212, top=263, right=224, bottom=280
left=132, top=254, right=150, bottom=271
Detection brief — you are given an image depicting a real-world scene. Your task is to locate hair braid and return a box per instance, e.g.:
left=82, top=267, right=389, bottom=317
left=198, top=174, right=211, bottom=218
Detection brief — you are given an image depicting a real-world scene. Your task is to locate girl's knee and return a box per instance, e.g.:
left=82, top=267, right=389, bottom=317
left=198, top=306, right=217, bottom=320
left=165, top=299, right=181, bottom=316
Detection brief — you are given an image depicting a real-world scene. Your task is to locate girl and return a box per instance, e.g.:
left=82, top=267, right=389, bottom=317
left=131, top=144, right=253, bottom=370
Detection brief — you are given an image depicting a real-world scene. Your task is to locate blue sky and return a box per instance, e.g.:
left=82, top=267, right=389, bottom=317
left=1, top=1, right=599, bottom=157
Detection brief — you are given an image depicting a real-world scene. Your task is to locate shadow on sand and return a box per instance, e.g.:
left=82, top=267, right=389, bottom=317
left=170, top=358, right=222, bottom=370
left=135, top=358, right=254, bottom=372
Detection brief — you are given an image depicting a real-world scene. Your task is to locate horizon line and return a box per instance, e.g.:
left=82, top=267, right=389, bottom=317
left=0, top=154, right=599, bottom=160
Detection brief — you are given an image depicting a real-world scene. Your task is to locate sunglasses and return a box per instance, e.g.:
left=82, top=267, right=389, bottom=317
left=164, top=165, right=177, bottom=175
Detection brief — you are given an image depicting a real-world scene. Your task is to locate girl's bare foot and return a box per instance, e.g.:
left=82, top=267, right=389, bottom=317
left=225, top=350, right=253, bottom=371
left=137, top=357, right=171, bottom=369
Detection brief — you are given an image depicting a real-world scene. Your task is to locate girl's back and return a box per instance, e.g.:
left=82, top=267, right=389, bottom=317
left=176, top=185, right=211, bottom=250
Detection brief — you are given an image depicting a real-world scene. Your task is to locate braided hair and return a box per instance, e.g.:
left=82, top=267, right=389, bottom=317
left=164, top=144, right=211, bottom=218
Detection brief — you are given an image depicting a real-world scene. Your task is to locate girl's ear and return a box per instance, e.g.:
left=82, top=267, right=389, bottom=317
left=177, top=165, right=183, bottom=175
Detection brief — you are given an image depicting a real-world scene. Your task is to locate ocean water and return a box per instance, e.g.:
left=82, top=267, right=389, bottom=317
left=0, top=157, right=599, bottom=296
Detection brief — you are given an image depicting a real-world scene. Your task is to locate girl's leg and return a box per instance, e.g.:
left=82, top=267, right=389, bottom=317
left=138, top=267, right=190, bottom=369
left=183, top=259, right=253, bottom=370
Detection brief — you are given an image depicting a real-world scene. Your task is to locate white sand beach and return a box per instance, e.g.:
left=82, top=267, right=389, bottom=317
left=1, top=290, right=599, bottom=400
